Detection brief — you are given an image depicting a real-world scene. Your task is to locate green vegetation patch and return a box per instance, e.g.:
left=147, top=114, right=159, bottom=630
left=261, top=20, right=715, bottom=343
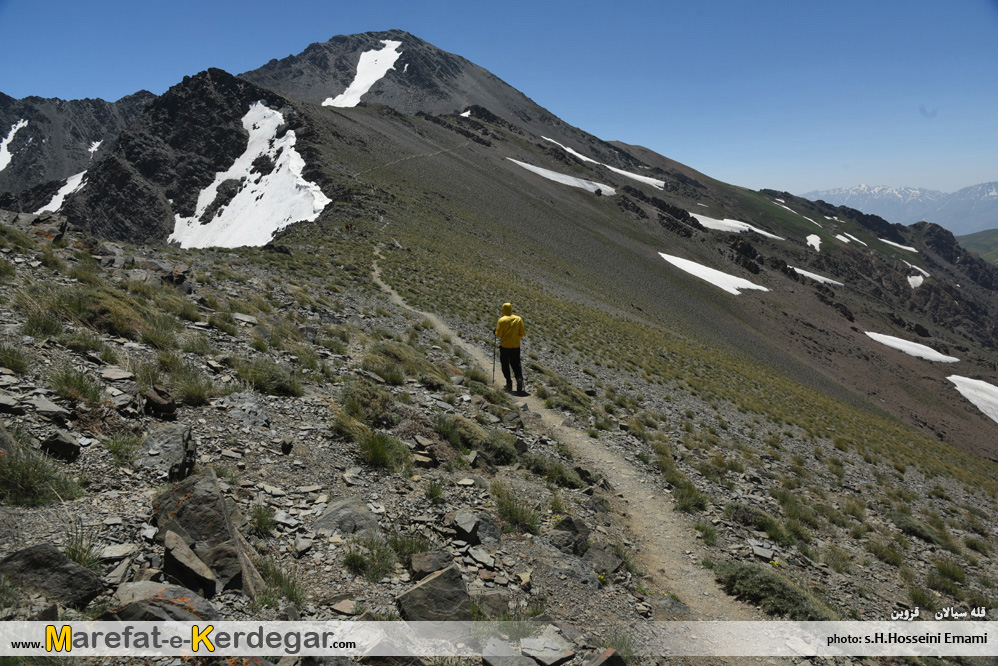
left=715, top=561, right=838, bottom=620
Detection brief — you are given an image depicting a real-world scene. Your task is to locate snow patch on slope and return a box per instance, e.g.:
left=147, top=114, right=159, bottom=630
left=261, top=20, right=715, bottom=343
left=865, top=332, right=959, bottom=362
left=908, top=275, right=924, bottom=288
left=806, top=234, right=821, bottom=251
left=323, top=40, right=403, bottom=108
left=34, top=171, right=87, bottom=214
left=0, top=119, right=29, bottom=171
left=658, top=253, right=769, bottom=295
left=948, top=376, right=998, bottom=425
left=880, top=238, right=918, bottom=253
left=542, top=137, right=665, bottom=189
left=691, top=213, right=784, bottom=240
left=88, top=141, right=101, bottom=158
left=904, top=260, right=929, bottom=277
left=791, top=267, right=843, bottom=286
left=169, top=101, right=330, bottom=249
left=507, top=158, right=615, bottom=195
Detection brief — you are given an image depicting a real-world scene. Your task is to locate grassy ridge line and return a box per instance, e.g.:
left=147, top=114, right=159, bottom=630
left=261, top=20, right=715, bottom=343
left=377, top=220, right=998, bottom=495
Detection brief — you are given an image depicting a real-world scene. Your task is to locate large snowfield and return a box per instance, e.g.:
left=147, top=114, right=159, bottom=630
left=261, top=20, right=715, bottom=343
left=169, top=102, right=330, bottom=249
left=948, top=376, right=998, bottom=425
left=658, top=252, right=769, bottom=295
left=323, top=40, right=402, bottom=108
left=864, top=332, right=959, bottom=363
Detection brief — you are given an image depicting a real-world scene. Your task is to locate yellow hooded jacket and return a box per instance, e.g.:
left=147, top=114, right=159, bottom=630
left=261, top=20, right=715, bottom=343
left=495, top=303, right=525, bottom=348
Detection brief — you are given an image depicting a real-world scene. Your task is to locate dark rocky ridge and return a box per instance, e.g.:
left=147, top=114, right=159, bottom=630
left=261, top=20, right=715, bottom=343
left=60, top=69, right=296, bottom=243
left=0, top=90, right=155, bottom=195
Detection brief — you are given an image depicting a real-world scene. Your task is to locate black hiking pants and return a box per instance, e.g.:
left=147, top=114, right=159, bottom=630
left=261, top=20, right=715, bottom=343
left=499, top=346, right=523, bottom=384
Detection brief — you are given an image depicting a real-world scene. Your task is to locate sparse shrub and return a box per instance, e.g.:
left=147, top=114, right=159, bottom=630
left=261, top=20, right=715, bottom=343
left=256, top=557, right=305, bottom=606
left=965, top=537, right=990, bottom=555
left=425, top=479, right=444, bottom=504
left=250, top=504, right=277, bottom=537
left=386, top=529, right=432, bottom=564
left=208, top=312, right=239, bottom=336
left=491, top=481, right=539, bottom=534
left=22, top=310, right=63, bottom=337
left=866, top=539, right=904, bottom=567
left=103, top=433, right=144, bottom=467
left=63, top=519, right=102, bottom=572
left=357, top=430, right=410, bottom=472
left=522, top=452, right=582, bottom=488
left=908, top=585, right=938, bottom=611
left=342, top=379, right=398, bottom=428
left=0, top=438, right=82, bottom=506
left=0, top=342, right=29, bottom=374
left=695, top=520, right=718, bottom=546
left=51, top=364, right=103, bottom=404
left=235, top=357, right=302, bottom=396
left=715, top=561, right=837, bottom=620
left=344, top=535, right=396, bottom=582
left=822, top=545, right=852, bottom=573
left=0, top=258, right=16, bottom=281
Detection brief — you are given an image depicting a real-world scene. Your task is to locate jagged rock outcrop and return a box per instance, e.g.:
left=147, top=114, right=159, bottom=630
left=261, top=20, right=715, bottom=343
left=0, top=90, right=155, bottom=196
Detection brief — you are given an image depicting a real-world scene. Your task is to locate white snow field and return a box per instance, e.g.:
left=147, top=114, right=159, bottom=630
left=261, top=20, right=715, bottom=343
left=691, top=213, right=784, bottom=240
left=0, top=119, right=29, bottom=171
left=948, top=376, right=998, bottom=425
left=323, top=40, right=403, bottom=108
left=507, top=158, right=615, bottom=195
left=807, top=234, right=821, bottom=251
left=34, top=171, right=87, bottom=214
left=880, top=238, right=918, bottom=252
left=864, top=332, right=959, bottom=362
left=908, top=275, right=924, bottom=288
left=88, top=140, right=102, bottom=158
left=835, top=234, right=852, bottom=244
left=791, top=267, right=844, bottom=286
left=658, top=252, right=769, bottom=295
left=844, top=233, right=867, bottom=246
left=169, top=101, right=330, bottom=249
left=542, top=137, right=666, bottom=189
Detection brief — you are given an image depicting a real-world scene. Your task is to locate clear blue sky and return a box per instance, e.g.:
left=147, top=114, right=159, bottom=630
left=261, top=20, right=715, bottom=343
left=1, top=0, right=995, bottom=194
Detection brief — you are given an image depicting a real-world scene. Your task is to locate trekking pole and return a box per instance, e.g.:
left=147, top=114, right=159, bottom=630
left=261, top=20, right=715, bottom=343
left=491, top=328, right=496, bottom=383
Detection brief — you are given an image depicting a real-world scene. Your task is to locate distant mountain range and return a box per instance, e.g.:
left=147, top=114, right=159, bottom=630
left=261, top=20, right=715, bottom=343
left=802, top=183, right=998, bottom=236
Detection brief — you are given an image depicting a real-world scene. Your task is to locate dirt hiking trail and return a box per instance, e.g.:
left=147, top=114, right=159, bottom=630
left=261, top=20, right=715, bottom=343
left=373, top=250, right=764, bottom=625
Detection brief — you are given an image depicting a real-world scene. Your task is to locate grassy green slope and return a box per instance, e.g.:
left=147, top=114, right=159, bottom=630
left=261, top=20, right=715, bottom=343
left=958, top=228, right=998, bottom=264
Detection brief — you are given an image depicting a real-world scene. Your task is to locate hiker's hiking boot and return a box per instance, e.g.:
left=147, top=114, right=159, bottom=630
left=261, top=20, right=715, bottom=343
left=516, top=380, right=525, bottom=395
left=504, top=381, right=513, bottom=393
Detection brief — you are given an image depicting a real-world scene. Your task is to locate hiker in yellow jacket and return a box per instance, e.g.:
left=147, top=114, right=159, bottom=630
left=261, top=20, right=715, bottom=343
left=495, top=302, right=526, bottom=395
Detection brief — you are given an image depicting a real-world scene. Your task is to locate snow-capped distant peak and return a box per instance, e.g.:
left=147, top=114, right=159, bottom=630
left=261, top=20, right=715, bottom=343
left=323, top=39, right=403, bottom=108
left=0, top=119, right=29, bottom=172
